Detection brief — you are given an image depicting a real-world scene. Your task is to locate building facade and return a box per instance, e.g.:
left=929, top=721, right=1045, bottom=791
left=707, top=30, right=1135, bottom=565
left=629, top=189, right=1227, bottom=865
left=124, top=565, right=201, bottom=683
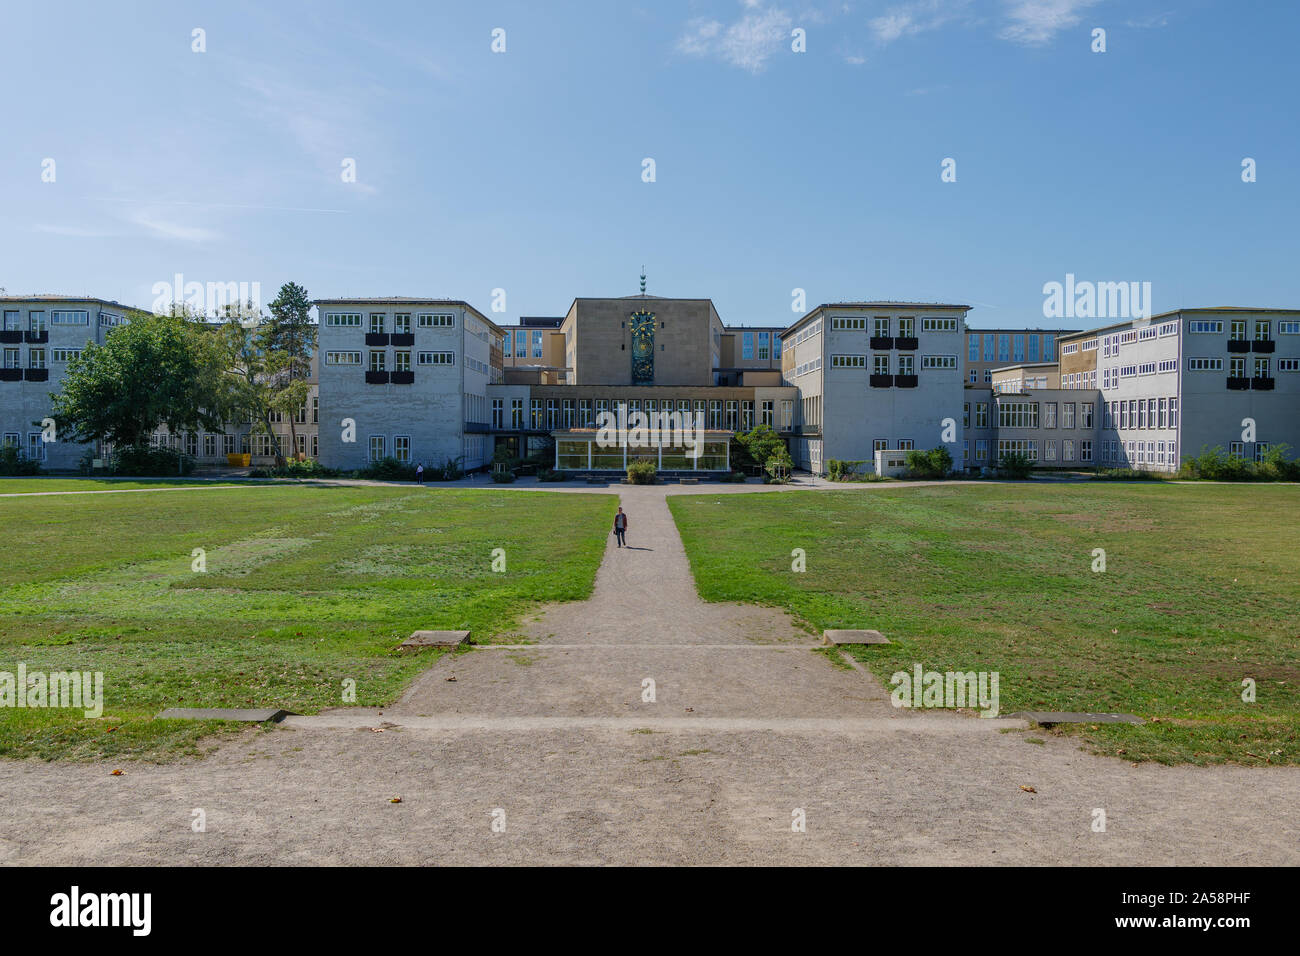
left=3, top=292, right=1297, bottom=478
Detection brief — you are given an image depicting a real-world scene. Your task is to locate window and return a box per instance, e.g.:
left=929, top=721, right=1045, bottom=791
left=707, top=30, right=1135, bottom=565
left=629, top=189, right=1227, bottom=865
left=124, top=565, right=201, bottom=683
left=873, top=316, right=890, bottom=337
left=418, top=351, right=454, bottom=365
left=780, top=400, right=793, bottom=430
left=1254, top=442, right=1271, bottom=463
left=761, top=400, right=774, bottom=428
left=325, top=351, right=361, bottom=365
left=325, top=312, right=362, bottom=327
left=922, top=316, right=958, bottom=333
left=1229, top=441, right=1244, bottom=458
left=50, top=310, right=88, bottom=326
left=203, top=434, right=217, bottom=457
left=1278, top=320, right=1300, bottom=335
left=873, top=439, right=888, bottom=452
left=99, top=311, right=122, bottom=327
left=369, top=313, right=386, bottom=334
left=1187, top=357, right=1223, bottom=371
left=873, top=354, right=890, bottom=375
left=976, top=439, right=988, bottom=462
left=831, top=354, right=866, bottom=368
left=998, top=401, right=1038, bottom=429
left=1013, top=334, right=1025, bottom=363
left=511, top=399, right=524, bottom=428
left=975, top=403, right=988, bottom=428
left=1230, top=318, right=1247, bottom=340
left=969, top=335, right=980, bottom=362
left=921, top=355, right=957, bottom=369
left=998, top=334, right=1010, bottom=362
left=1062, top=403, right=1075, bottom=429
left=897, top=354, right=914, bottom=375
left=1188, top=320, right=1223, bottom=334
left=417, top=313, right=455, bottom=328
left=394, top=436, right=411, bottom=462
left=1080, top=402, right=1093, bottom=428
left=742, top=331, right=754, bottom=360
left=394, top=351, right=412, bottom=372
left=369, top=351, right=385, bottom=372
left=1280, top=358, right=1300, bottom=372
left=997, top=439, right=1037, bottom=461
left=1255, top=319, right=1271, bottom=340
left=2, top=311, right=19, bottom=331
left=757, top=332, right=770, bottom=360
left=1063, top=439, right=1075, bottom=462
left=50, top=348, right=82, bottom=362
left=962, top=403, right=970, bottom=428
left=1043, top=403, right=1057, bottom=428
left=1081, top=440, right=1092, bottom=462
left=223, top=434, right=236, bottom=455
left=368, top=436, right=385, bottom=461
left=969, top=370, right=977, bottom=383
left=898, top=317, right=915, bottom=337
left=1229, top=356, right=1246, bottom=378
left=28, top=348, right=46, bottom=369
left=832, top=317, right=867, bottom=330
left=1044, top=440, right=1057, bottom=462
left=897, top=439, right=914, bottom=450
left=1254, top=357, right=1270, bottom=378
left=28, top=432, right=45, bottom=461
left=394, top=313, right=411, bottom=334
left=983, top=335, right=994, bottom=362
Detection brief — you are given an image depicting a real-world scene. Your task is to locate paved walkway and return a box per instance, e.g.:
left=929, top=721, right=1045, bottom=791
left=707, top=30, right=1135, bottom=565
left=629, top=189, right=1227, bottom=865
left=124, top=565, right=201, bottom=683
left=0, top=481, right=1297, bottom=865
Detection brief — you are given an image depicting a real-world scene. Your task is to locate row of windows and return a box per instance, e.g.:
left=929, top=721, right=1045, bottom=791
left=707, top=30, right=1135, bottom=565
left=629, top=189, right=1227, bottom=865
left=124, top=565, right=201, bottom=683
left=1102, top=439, right=1178, bottom=467
left=740, top=330, right=777, bottom=360
left=829, top=353, right=958, bottom=371
left=485, top=397, right=796, bottom=432
left=968, top=332, right=1057, bottom=364
left=323, top=312, right=457, bottom=330
left=1186, top=356, right=1277, bottom=376
left=1104, top=398, right=1179, bottom=430
left=3, top=309, right=120, bottom=331
left=324, top=350, right=455, bottom=368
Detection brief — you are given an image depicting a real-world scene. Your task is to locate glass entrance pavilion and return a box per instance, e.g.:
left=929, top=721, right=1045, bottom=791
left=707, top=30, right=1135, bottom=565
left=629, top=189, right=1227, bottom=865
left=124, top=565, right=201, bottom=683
left=552, top=429, right=732, bottom=472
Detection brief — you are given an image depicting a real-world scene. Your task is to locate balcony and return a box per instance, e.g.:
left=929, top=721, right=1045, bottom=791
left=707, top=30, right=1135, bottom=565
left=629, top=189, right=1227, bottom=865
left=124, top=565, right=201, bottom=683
left=365, top=332, right=390, bottom=346
left=869, top=373, right=893, bottom=388
left=869, top=336, right=893, bottom=350
left=1251, top=376, right=1275, bottom=391
left=23, top=330, right=48, bottom=344
left=390, top=333, right=415, bottom=347
left=0, top=368, right=22, bottom=382
left=1226, top=376, right=1251, bottom=390
left=1252, top=339, right=1276, bottom=353
left=24, top=368, right=49, bottom=382
left=894, top=374, right=919, bottom=388
left=464, top=422, right=492, bottom=434
left=365, top=370, right=390, bottom=384
left=0, top=331, right=21, bottom=344
left=390, top=370, right=414, bottom=384
left=895, top=336, right=919, bottom=351
left=1227, top=339, right=1251, bottom=353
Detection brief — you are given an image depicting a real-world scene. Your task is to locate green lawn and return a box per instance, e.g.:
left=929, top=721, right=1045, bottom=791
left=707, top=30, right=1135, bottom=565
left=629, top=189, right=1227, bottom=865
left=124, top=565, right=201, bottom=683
left=0, top=478, right=244, bottom=494
left=0, top=486, right=610, bottom=761
left=670, top=484, right=1300, bottom=765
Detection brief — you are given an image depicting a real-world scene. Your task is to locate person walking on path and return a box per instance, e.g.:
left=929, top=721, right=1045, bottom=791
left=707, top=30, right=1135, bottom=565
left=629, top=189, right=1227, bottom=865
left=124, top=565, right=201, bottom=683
left=416, top=462, right=425, bottom=484
left=613, top=507, right=628, bottom=547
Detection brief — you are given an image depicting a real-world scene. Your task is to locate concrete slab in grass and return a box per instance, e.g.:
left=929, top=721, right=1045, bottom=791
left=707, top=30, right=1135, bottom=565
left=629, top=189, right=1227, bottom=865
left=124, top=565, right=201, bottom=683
left=1007, top=711, right=1145, bottom=727
left=822, top=629, right=890, bottom=646
left=157, top=708, right=294, bottom=722
left=401, top=630, right=471, bottom=651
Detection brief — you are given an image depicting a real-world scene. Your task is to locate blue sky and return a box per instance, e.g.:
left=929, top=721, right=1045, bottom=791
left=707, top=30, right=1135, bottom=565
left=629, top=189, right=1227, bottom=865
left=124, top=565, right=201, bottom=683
left=2, top=0, right=1296, bottom=329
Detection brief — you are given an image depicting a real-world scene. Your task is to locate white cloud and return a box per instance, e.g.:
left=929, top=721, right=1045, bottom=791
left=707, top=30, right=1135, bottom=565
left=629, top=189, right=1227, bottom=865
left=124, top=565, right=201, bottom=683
left=998, top=0, right=1101, bottom=46
left=677, top=3, right=794, bottom=73
left=870, top=0, right=974, bottom=44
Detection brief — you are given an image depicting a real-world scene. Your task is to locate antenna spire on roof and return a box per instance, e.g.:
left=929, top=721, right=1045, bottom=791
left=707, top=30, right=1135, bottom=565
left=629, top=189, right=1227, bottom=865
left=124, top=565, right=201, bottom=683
left=639, top=267, right=646, bottom=295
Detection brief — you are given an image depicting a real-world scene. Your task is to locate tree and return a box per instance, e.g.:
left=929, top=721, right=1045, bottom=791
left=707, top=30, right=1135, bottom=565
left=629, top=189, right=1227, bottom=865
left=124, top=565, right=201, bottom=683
left=732, top=423, right=786, bottom=472
left=261, top=282, right=316, bottom=459
left=47, top=311, right=233, bottom=452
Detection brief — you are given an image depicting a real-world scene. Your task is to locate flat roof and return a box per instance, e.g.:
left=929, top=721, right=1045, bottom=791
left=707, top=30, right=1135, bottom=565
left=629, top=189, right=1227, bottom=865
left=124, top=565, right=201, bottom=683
left=1058, top=307, right=1300, bottom=341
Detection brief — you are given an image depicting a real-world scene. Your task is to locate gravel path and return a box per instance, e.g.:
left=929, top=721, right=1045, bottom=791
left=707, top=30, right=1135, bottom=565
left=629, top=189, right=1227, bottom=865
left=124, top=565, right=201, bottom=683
left=1, top=481, right=1296, bottom=865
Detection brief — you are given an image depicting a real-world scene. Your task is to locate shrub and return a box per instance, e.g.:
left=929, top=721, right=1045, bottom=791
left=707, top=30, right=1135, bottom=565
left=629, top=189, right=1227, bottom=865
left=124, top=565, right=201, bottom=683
left=358, top=457, right=418, bottom=481
left=997, top=451, right=1034, bottom=479
left=721, top=470, right=748, bottom=483
left=733, top=424, right=785, bottom=473
left=1177, top=444, right=1300, bottom=482
left=763, top=447, right=794, bottom=483
left=108, top=445, right=195, bottom=477
left=432, top=456, right=465, bottom=481
left=491, top=469, right=516, bottom=483
left=0, top=445, right=42, bottom=476
left=826, top=459, right=868, bottom=481
left=1091, top=467, right=1160, bottom=481
left=904, top=446, right=953, bottom=480
left=537, top=468, right=566, bottom=482
left=627, top=458, right=657, bottom=484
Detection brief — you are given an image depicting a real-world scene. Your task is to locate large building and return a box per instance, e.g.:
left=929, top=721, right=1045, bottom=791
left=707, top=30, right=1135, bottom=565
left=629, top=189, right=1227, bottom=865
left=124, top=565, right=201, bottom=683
left=3, top=290, right=1297, bottom=478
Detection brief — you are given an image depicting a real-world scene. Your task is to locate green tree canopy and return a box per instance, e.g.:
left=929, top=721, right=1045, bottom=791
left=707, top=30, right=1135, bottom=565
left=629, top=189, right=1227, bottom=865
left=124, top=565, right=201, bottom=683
left=47, top=311, right=235, bottom=449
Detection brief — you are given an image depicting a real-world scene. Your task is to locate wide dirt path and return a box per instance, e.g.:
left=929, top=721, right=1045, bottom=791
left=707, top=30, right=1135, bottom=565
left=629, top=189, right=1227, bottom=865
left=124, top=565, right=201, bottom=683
left=0, top=483, right=1296, bottom=865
